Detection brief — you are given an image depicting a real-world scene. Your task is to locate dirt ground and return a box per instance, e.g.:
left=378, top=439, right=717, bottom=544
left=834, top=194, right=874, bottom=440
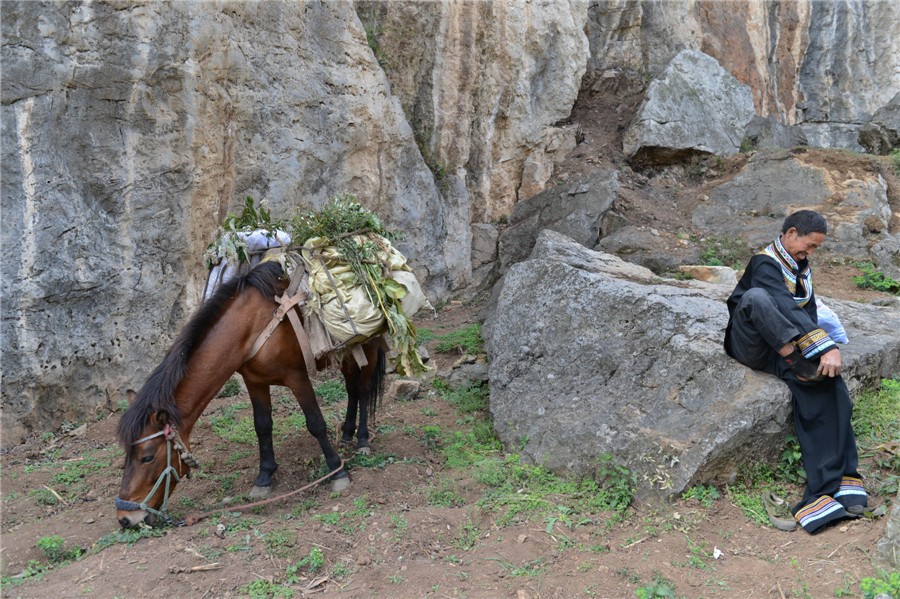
left=3, top=74, right=898, bottom=599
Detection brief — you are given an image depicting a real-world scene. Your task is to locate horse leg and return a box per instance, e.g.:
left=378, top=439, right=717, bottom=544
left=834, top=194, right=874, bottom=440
left=289, top=379, right=350, bottom=492
left=246, top=381, right=278, bottom=498
left=340, top=340, right=385, bottom=455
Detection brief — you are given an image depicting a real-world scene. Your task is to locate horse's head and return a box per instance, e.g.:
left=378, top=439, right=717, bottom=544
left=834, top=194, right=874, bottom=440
left=116, top=391, right=193, bottom=528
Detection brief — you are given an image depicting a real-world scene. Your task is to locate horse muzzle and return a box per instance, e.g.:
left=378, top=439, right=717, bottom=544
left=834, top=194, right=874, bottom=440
left=115, top=496, right=157, bottom=528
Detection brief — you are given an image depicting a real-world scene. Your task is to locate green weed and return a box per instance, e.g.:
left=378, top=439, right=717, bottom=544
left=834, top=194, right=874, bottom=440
left=36, top=536, right=82, bottom=563
left=853, top=262, right=900, bottom=294
left=699, top=236, right=751, bottom=268
left=860, top=570, right=900, bottom=599
left=681, top=484, right=720, bottom=507
left=635, top=573, right=680, bottom=598
left=315, top=380, right=347, bottom=404
left=289, top=547, right=325, bottom=576
left=240, top=578, right=295, bottom=599
left=217, top=377, right=242, bottom=398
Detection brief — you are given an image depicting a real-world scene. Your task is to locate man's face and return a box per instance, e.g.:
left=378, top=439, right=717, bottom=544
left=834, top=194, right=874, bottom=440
left=781, top=228, right=825, bottom=262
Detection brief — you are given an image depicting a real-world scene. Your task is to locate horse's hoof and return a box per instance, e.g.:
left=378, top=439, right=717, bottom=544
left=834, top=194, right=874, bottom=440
left=249, top=485, right=272, bottom=499
left=331, top=476, right=351, bottom=493
left=356, top=446, right=371, bottom=456
left=340, top=437, right=355, bottom=448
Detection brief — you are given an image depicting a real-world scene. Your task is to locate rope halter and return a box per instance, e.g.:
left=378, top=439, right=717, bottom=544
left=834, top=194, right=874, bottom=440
left=115, top=424, right=200, bottom=521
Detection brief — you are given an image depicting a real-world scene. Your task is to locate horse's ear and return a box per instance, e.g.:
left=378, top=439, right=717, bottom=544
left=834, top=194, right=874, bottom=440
left=153, top=410, right=170, bottom=427
left=126, top=390, right=138, bottom=404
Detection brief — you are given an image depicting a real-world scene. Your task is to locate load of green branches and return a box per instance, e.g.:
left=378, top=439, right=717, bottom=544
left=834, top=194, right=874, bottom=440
left=205, top=195, right=428, bottom=377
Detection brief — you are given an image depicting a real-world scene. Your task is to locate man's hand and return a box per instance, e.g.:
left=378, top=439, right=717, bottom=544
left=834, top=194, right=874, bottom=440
left=818, top=348, right=842, bottom=378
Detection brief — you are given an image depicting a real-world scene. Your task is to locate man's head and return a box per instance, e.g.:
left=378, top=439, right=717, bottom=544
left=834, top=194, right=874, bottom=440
left=780, top=210, right=827, bottom=262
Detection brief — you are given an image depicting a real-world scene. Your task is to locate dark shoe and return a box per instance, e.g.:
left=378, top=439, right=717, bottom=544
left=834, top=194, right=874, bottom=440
left=847, top=504, right=886, bottom=517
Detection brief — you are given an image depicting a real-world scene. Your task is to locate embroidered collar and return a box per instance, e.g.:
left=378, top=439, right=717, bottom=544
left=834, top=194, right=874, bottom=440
left=759, top=238, right=813, bottom=307
left=773, top=236, right=798, bottom=271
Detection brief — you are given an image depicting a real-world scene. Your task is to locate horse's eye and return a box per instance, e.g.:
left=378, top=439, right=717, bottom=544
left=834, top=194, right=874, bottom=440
left=140, top=455, right=154, bottom=464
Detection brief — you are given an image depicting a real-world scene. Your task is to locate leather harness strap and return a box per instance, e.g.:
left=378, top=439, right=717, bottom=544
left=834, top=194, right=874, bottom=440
left=245, top=261, right=317, bottom=378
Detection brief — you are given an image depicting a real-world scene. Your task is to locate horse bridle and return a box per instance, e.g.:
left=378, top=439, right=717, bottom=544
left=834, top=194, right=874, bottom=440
left=114, top=424, right=200, bottom=521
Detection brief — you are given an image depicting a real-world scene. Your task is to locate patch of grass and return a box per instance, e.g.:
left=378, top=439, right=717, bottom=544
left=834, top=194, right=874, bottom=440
left=36, top=536, right=82, bottom=563
left=209, top=403, right=256, bottom=444
left=425, top=478, right=467, bottom=508
left=681, top=484, right=720, bottom=507
left=92, top=526, right=167, bottom=552
left=434, top=380, right=489, bottom=413
left=635, top=573, right=681, bottom=598
left=217, top=377, right=242, bottom=398
left=853, top=262, right=900, bottom=294
left=263, top=529, right=298, bottom=558
left=699, top=236, right=751, bottom=268
left=476, top=453, right=635, bottom=528
left=484, top=556, right=545, bottom=577
left=416, top=328, right=437, bottom=344
left=240, top=579, right=295, bottom=599
left=433, top=324, right=483, bottom=354
left=1, top=560, right=46, bottom=588
left=452, top=520, right=479, bottom=551
left=891, top=148, right=900, bottom=176
left=288, top=547, right=325, bottom=577
left=314, top=379, right=347, bottom=404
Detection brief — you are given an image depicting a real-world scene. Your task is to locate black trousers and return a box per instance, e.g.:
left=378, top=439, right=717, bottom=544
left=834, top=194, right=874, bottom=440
left=726, top=288, right=866, bottom=533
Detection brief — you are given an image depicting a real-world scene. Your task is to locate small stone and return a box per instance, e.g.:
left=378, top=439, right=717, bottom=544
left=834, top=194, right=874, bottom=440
left=388, top=379, right=421, bottom=402
left=84, top=517, right=95, bottom=524
left=517, top=534, right=528, bottom=543
left=357, top=555, right=372, bottom=566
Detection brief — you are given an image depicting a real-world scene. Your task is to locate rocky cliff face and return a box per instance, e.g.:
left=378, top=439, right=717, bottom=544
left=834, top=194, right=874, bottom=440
left=356, top=0, right=590, bottom=223
left=1, top=0, right=450, bottom=441
left=585, top=0, right=900, bottom=152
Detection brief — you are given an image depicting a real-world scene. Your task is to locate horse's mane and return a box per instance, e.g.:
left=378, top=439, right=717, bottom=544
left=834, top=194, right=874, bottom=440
left=117, top=261, right=285, bottom=447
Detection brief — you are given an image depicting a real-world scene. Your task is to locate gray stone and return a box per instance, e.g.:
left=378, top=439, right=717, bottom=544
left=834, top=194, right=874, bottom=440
left=859, top=92, right=900, bottom=155
left=499, top=169, right=618, bottom=273
left=623, top=50, right=755, bottom=164
left=484, top=230, right=900, bottom=499
left=870, top=234, right=900, bottom=284
left=744, top=115, right=808, bottom=150
left=388, top=379, right=421, bottom=402
left=877, top=488, right=900, bottom=569
left=595, top=226, right=701, bottom=274
left=694, top=150, right=892, bottom=260
left=448, top=363, right=489, bottom=388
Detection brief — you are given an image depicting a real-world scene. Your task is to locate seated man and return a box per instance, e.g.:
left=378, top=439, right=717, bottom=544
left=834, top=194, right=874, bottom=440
left=724, top=210, right=866, bottom=534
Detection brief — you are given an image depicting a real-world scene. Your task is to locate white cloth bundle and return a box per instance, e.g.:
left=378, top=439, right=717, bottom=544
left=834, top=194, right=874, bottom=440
left=203, top=229, right=291, bottom=301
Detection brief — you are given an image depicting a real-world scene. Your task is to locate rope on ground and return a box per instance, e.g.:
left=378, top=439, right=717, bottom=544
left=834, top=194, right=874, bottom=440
left=183, top=459, right=346, bottom=526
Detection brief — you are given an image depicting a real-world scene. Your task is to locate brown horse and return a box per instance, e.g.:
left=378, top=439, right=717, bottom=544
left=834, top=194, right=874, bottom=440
left=115, top=261, right=385, bottom=528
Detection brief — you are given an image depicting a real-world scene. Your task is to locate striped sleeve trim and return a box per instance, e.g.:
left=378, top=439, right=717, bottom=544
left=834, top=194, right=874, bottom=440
left=792, top=328, right=836, bottom=358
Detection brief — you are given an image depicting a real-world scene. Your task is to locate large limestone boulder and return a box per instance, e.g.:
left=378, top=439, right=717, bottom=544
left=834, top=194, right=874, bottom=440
left=744, top=115, right=808, bottom=150
left=859, top=92, right=900, bottom=155
left=0, top=1, right=448, bottom=441
left=623, top=50, right=755, bottom=164
left=484, top=230, right=900, bottom=498
left=693, top=150, right=893, bottom=260
left=498, top=169, right=618, bottom=273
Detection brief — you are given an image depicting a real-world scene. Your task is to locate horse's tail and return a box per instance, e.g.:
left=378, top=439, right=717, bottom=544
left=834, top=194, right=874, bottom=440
left=368, top=346, right=386, bottom=421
